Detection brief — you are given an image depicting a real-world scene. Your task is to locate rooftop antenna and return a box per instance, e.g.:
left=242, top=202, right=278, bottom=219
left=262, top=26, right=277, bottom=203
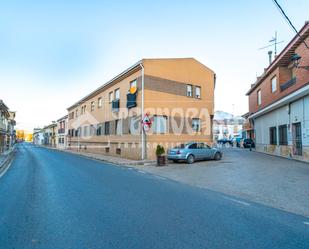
left=259, top=31, right=284, bottom=62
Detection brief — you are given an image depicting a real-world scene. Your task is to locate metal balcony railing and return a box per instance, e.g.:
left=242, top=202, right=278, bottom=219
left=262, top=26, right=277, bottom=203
left=112, top=99, right=120, bottom=112
left=58, top=128, right=65, bottom=134
left=280, top=77, right=296, bottom=91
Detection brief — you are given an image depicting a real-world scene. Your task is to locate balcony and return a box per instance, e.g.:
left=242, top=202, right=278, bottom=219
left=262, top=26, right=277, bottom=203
left=112, top=99, right=120, bottom=112
left=58, top=128, right=65, bottom=134
left=280, top=77, right=296, bottom=91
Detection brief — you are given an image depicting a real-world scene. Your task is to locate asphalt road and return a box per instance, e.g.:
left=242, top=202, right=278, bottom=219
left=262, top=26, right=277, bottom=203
left=0, top=143, right=308, bottom=249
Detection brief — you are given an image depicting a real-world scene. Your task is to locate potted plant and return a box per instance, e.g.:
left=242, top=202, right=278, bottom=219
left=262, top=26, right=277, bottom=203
left=156, top=145, right=166, bottom=166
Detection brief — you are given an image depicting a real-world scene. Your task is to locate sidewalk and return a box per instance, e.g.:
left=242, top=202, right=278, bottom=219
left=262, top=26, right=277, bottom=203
left=43, top=146, right=157, bottom=167
left=0, top=146, right=16, bottom=176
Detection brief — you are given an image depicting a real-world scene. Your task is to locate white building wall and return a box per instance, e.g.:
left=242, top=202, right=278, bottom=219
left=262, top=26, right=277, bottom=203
left=254, top=94, right=309, bottom=161
left=255, top=105, right=290, bottom=145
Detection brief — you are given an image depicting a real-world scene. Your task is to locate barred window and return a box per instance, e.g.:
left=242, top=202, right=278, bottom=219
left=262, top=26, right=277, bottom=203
left=269, top=127, right=277, bottom=145
left=279, top=125, right=288, bottom=145
left=104, top=122, right=110, bottom=135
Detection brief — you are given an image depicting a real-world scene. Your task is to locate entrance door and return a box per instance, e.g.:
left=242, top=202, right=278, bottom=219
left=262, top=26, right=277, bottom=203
left=292, top=122, right=302, bottom=156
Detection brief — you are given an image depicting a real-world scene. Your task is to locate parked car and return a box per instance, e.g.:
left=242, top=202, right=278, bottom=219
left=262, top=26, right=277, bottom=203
left=243, top=138, right=255, bottom=148
left=167, top=142, right=222, bottom=164
left=217, top=138, right=233, bottom=146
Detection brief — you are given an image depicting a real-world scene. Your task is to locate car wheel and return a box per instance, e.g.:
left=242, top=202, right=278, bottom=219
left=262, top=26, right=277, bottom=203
left=187, top=154, right=195, bottom=164
left=214, top=152, right=222, bottom=160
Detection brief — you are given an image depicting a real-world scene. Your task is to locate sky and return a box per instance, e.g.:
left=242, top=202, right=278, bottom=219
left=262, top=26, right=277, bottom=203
left=1, top=0, right=308, bottom=131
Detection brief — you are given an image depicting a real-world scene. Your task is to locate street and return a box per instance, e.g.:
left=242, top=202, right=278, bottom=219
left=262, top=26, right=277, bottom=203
left=0, top=143, right=308, bottom=249
left=140, top=147, right=309, bottom=217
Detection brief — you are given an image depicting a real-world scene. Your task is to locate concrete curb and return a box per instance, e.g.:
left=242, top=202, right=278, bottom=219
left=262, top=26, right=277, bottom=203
left=0, top=146, right=16, bottom=177
left=38, top=145, right=157, bottom=167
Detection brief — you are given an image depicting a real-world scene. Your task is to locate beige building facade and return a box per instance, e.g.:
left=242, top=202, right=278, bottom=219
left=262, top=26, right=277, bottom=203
left=67, top=58, right=215, bottom=160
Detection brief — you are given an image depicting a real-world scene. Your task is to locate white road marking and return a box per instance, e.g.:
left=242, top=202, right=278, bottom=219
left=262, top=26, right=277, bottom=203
left=137, top=170, right=146, bottom=174
left=0, top=161, right=13, bottom=179
left=225, top=197, right=251, bottom=206
left=303, top=221, right=309, bottom=226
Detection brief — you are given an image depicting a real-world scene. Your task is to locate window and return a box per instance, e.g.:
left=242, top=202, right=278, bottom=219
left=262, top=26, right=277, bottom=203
left=279, top=125, right=288, bottom=145
left=90, top=125, right=95, bottom=136
left=98, top=97, right=102, bottom=108
left=75, top=109, right=78, bottom=118
left=130, top=79, right=137, bottom=89
left=104, top=122, right=110, bottom=135
left=192, top=118, right=201, bottom=132
left=197, top=143, right=205, bottom=149
left=81, top=105, right=86, bottom=115
left=187, top=85, right=193, bottom=97
left=109, top=92, right=113, bottom=103
left=115, top=88, right=120, bottom=100
left=195, top=86, right=201, bottom=98
left=188, top=143, right=197, bottom=149
left=116, top=148, right=121, bottom=155
left=271, top=76, right=277, bottom=92
left=129, top=116, right=140, bottom=135
left=269, top=126, right=277, bottom=145
left=91, top=101, right=95, bottom=111
left=83, top=126, right=89, bottom=137
left=96, top=124, right=102, bottom=136
left=153, top=116, right=168, bottom=134
left=115, top=119, right=122, bottom=135
left=257, top=90, right=262, bottom=106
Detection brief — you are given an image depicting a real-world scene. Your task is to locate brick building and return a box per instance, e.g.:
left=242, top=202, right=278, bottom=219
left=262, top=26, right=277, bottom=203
left=246, top=22, right=309, bottom=162
left=67, top=58, right=215, bottom=160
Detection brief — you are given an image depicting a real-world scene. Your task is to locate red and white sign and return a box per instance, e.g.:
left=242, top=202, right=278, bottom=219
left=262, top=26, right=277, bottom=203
left=142, top=114, right=152, bottom=132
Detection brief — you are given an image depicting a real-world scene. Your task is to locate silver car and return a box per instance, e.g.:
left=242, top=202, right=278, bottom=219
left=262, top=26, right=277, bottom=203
left=167, top=142, right=222, bottom=164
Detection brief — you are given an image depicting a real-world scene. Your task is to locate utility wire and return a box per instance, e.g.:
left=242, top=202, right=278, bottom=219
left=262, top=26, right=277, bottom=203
left=272, top=0, right=309, bottom=49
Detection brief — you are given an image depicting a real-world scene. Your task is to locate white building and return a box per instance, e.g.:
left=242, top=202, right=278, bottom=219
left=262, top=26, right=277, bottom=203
left=56, top=115, right=68, bottom=149
left=213, top=111, right=245, bottom=141
left=33, top=128, right=44, bottom=145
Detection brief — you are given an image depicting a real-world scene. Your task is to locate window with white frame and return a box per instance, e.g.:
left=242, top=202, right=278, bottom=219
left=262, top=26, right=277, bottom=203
left=271, top=76, right=277, bottom=92
left=257, top=90, right=262, bottom=106
left=192, top=118, right=201, bottom=132
left=109, top=92, right=113, bottom=103
left=187, top=85, right=193, bottom=97
left=98, top=97, right=102, bottom=108
left=195, top=86, right=201, bottom=98
left=115, top=88, right=120, bottom=100
left=152, top=116, right=168, bottom=134
left=130, top=79, right=137, bottom=89
left=91, top=101, right=95, bottom=111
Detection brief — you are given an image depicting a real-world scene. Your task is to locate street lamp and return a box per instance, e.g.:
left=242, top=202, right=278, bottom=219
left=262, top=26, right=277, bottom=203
left=291, top=53, right=309, bottom=70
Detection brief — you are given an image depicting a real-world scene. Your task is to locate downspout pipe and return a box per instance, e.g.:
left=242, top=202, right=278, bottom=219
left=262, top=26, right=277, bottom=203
left=140, top=63, right=145, bottom=160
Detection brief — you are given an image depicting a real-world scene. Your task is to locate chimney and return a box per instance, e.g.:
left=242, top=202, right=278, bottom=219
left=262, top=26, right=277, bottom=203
left=268, top=50, right=273, bottom=65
